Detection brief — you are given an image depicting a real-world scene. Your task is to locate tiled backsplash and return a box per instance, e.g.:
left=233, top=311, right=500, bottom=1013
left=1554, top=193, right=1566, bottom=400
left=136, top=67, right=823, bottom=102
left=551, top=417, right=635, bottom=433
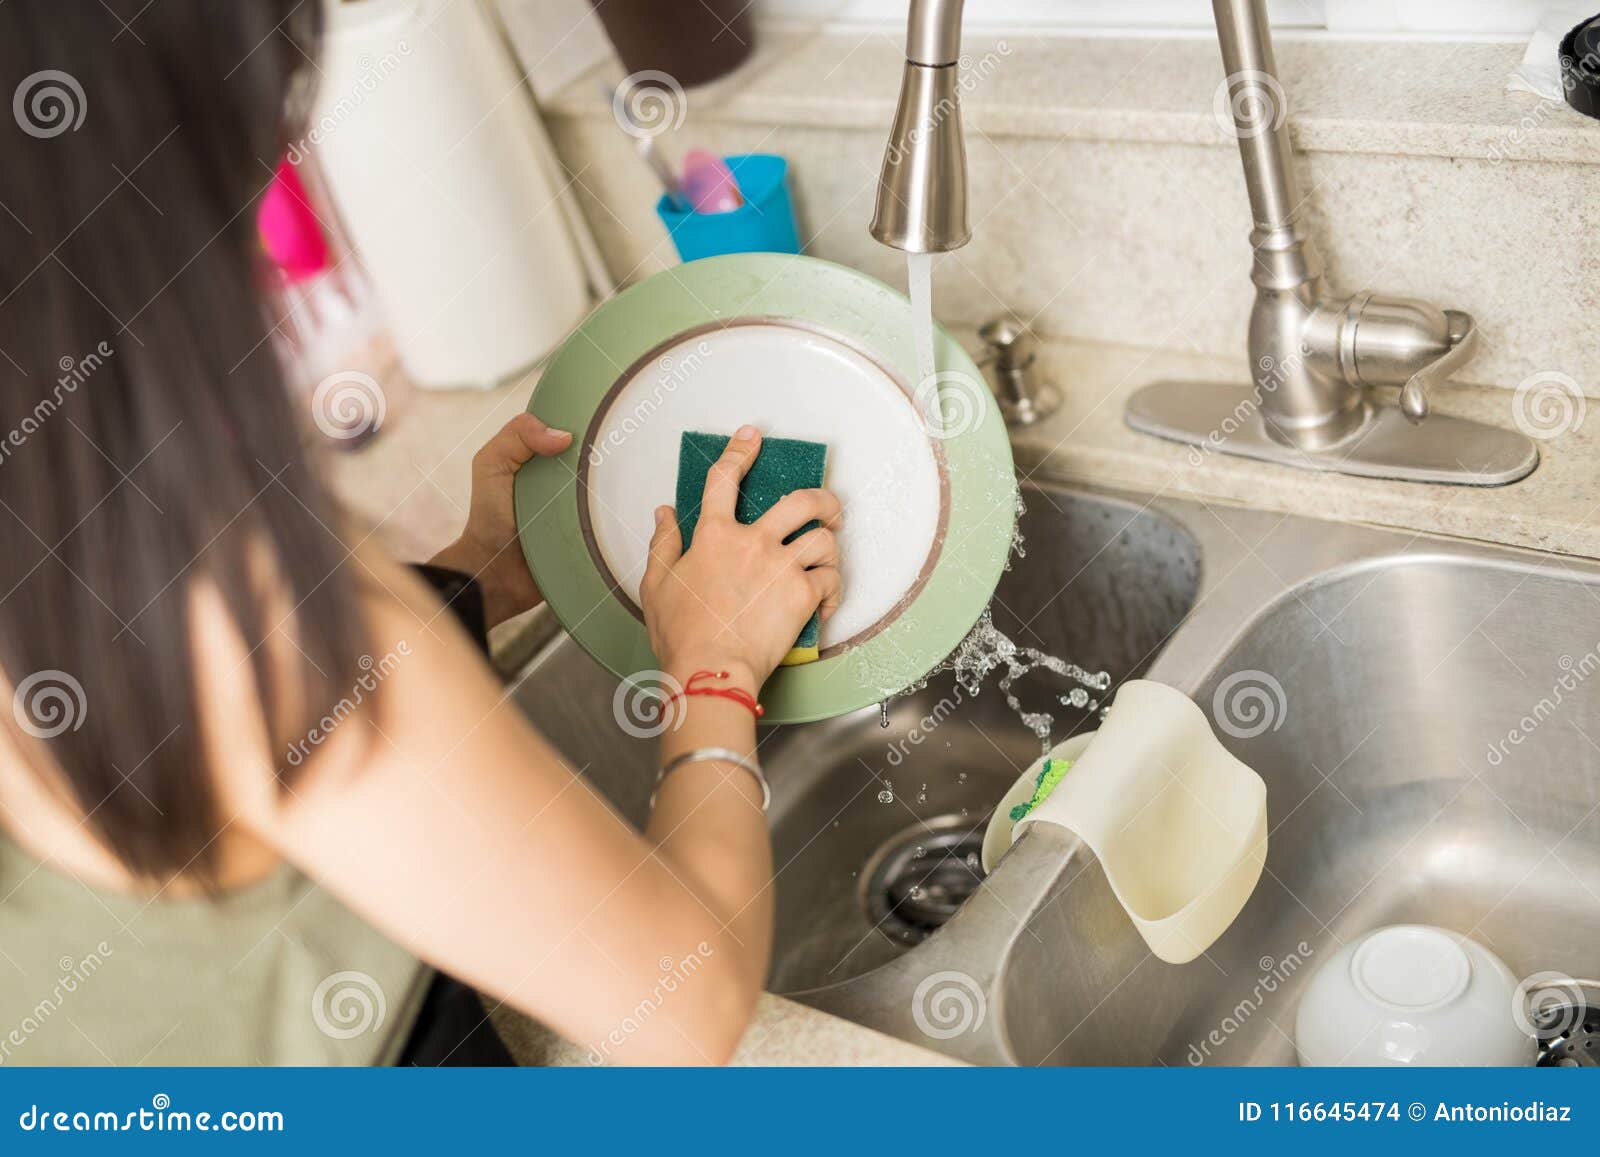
left=535, top=24, right=1600, bottom=398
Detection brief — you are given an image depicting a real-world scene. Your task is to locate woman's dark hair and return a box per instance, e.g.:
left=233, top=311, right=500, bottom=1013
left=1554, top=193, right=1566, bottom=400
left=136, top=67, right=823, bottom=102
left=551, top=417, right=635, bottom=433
left=0, top=1, right=368, bottom=882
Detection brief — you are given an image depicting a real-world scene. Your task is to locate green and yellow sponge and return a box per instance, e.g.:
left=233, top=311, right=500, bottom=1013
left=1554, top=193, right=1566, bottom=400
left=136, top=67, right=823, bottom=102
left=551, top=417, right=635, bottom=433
left=1009, top=757, right=1073, bottom=823
left=674, top=431, right=829, bottom=665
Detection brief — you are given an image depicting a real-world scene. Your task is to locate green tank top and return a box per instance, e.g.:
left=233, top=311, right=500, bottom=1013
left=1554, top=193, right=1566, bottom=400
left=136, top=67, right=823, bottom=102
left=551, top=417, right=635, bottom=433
left=0, top=835, right=430, bottom=1065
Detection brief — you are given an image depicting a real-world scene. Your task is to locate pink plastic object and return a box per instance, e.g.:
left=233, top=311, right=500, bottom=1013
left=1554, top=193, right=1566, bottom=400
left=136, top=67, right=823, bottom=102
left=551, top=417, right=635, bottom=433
left=259, top=160, right=330, bottom=282
left=680, top=148, right=743, bottom=214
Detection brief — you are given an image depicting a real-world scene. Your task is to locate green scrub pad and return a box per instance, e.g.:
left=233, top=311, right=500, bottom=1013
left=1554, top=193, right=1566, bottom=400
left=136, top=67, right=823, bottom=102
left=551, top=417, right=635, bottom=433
left=1009, top=758, right=1073, bottom=823
left=675, top=431, right=828, bottom=664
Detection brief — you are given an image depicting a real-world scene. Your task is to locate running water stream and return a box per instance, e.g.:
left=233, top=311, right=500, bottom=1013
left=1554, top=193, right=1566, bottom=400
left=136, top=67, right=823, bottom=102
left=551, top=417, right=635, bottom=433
left=883, top=254, right=1112, bottom=750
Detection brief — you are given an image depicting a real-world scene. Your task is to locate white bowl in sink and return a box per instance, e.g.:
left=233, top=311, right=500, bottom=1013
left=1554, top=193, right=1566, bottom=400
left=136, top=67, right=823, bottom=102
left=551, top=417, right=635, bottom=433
left=1295, top=924, right=1537, bottom=1066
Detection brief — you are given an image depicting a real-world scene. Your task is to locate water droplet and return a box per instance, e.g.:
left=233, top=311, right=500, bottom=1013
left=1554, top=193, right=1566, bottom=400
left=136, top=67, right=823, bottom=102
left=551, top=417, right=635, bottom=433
left=913, top=608, right=1111, bottom=754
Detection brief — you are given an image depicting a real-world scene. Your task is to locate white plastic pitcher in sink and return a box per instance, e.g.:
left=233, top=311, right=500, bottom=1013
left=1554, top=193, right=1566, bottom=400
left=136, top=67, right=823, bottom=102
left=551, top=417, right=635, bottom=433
left=1008, top=680, right=1269, bottom=964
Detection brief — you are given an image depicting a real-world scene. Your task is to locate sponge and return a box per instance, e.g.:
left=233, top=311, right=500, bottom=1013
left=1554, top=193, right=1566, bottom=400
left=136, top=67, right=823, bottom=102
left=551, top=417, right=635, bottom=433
left=1009, top=758, right=1073, bottom=823
left=675, top=431, right=828, bottom=665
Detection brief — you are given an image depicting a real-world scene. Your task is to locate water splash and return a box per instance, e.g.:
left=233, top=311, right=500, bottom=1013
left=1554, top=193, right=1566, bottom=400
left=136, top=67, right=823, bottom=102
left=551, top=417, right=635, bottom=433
left=895, top=608, right=1111, bottom=751
left=873, top=256, right=1109, bottom=751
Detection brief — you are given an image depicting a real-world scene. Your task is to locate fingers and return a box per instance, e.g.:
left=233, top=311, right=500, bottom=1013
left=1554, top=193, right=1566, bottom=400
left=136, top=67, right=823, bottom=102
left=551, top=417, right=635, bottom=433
left=641, top=505, right=682, bottom=598
left=699, top=425, right=762, bottom=522
left=758, top=488, right=842, bottom=542
left=787, top=527, right=838, bottom=569
left=474, top=413, right=572, bottom=479
left=807, top=565, right=842, bottom=622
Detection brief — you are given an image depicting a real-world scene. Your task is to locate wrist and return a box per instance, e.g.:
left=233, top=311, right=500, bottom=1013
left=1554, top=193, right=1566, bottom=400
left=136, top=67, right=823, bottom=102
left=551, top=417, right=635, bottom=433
left=661, top=657, right=761, bottom=697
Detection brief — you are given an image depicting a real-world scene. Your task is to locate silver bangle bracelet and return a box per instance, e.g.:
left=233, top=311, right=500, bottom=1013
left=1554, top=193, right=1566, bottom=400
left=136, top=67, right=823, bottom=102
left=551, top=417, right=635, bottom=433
left=653, top=747, right=771, bottom=812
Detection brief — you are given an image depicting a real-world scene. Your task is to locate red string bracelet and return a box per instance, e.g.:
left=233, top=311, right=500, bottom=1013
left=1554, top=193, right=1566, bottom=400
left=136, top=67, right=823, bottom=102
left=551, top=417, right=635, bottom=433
left=656, top=670, right=764, bottom=721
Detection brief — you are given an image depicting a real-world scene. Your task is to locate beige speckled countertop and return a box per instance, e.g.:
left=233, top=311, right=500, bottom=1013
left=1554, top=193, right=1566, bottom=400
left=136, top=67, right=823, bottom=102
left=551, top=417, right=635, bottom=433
left=327, top=326, right=1595, bottom=1066
left=1009, top=337, right=1600, bottom=560
left=546, top=31, right=1600, bottom=168
left=487, top=993, right=959, bottom=1067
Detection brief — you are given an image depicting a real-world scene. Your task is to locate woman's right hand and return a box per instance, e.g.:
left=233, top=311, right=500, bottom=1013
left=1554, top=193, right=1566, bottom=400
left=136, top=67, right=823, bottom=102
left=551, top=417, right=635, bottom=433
left=641, top=425, right=842, bottom=691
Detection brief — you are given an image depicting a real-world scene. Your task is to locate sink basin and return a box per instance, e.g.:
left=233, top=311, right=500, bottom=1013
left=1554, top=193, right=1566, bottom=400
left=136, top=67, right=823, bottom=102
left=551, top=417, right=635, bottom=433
left=509, top=473, right=1600, bottom=1066
left=763, top=485, right=1199, bottom=992
left=1000, top=550, right=1600, bottom=1066
left=509, top=482, right=1201, bottom=991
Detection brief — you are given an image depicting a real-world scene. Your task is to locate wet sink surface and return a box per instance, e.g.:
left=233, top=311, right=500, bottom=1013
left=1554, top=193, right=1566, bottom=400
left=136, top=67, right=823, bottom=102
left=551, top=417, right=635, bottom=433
left=762, top=486, right=1199, bottom=993
left=509, top=482, right=1200, bottom=993
left=509, top=478, right=1600, bottom=1066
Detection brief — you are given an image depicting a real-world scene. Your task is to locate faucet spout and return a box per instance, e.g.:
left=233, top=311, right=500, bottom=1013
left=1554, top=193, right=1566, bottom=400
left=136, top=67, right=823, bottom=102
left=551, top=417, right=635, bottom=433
left=870, top=0, right=971, bottom=253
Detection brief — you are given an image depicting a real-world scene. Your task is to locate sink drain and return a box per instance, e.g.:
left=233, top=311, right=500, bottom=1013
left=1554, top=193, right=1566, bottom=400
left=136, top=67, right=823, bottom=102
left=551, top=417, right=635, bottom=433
left=1534, top=990, right=1600, bottom=1067
left=860, top=815, right=987, bottom=946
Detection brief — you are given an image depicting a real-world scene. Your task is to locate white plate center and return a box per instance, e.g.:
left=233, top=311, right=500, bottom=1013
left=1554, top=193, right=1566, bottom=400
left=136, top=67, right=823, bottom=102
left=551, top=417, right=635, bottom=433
left=583, top=323, right=944, bottom=650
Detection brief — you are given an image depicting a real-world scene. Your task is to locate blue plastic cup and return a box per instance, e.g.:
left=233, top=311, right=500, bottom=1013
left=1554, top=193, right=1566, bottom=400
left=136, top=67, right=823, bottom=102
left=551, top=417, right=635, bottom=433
left=656, top=154, right=801, bottom=262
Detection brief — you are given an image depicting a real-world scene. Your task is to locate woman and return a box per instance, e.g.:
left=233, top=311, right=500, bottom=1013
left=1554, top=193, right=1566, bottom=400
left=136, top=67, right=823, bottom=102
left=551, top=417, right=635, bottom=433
left=0, top=2, right=839, bottom=1064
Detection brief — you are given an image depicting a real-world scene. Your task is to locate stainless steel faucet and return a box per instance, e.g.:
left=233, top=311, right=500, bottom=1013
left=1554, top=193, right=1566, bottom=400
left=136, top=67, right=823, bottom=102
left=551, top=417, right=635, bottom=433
left=872, top=0, right=1538, bottom=485
left=1125, top=0, right=1537, bottom=484
left=870, top=0, right=970, bottom=252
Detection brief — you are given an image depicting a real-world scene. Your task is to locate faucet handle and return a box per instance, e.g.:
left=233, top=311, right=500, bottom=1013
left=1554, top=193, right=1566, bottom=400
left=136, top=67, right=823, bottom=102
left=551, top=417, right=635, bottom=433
left=1398, top=311, right=1476, bottom=423
left=1341, top=294, right=1479, bottom=425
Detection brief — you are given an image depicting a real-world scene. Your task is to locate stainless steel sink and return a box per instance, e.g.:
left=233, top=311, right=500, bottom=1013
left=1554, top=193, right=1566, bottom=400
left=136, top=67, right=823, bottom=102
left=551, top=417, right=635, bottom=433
left=510, top=483, right=1201, bottom=988
left=509, top=473, right=1600, bottom=1065
left=762, top=486, right=1199, bottom=993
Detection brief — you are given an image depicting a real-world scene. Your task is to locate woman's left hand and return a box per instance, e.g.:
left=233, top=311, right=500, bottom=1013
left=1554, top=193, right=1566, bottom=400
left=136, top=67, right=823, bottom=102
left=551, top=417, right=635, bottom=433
left=430, top=413, right=572, bottom=629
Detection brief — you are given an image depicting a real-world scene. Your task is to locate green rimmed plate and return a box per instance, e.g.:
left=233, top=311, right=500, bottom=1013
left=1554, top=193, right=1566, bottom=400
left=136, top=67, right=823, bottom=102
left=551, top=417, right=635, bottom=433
left=514, top=253, right=1016, bottom=724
